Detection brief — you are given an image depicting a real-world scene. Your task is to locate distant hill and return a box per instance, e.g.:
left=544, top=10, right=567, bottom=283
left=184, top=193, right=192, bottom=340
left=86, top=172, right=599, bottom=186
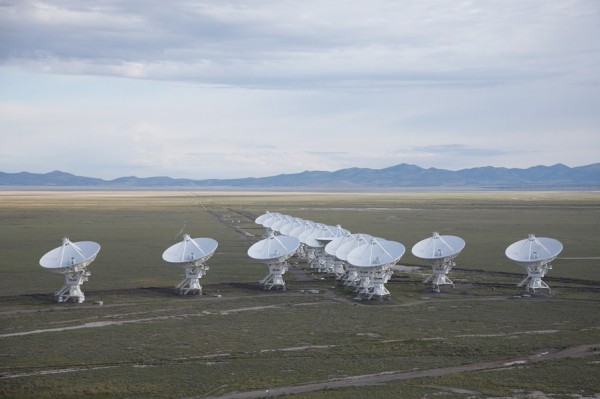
left=1, top=163, right=599, bottom=190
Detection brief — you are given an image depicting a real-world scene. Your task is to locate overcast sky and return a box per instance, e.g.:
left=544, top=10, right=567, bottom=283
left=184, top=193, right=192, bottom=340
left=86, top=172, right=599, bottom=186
left=1, top=0, right=599, bottom=179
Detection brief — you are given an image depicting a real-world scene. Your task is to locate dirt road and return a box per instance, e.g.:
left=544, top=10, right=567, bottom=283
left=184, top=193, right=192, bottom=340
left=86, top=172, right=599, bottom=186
left=198, top=344, right=599, bottom=399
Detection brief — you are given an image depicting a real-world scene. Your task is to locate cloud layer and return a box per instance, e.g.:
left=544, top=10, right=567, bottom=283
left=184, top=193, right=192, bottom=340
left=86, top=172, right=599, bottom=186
left=1, top=0, right=599, bottom=178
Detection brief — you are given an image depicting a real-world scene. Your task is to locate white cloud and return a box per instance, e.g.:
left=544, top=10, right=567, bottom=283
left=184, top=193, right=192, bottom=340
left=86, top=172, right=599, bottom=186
left=0, top=0, right=599, bottom=179
left=3, top=0, right=598, bottom=87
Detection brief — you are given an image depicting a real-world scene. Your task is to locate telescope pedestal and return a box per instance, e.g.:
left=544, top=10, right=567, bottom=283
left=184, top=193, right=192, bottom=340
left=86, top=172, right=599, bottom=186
left=518, top=264, right=552, bottom=292
left=368, top=275, right=390, bottom=299
left=177, top=264, right=208, bottom=295
left=260, top=262, right=288, bottom=290
left=56, top=269, right=90, bottom=303
left=423, top=261, right=455, bottom=289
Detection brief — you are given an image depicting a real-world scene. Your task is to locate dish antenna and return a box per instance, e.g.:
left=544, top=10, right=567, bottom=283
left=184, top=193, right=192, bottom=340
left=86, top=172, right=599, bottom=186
left=325, top=231, right=355, bottom=279
left=255, top=211, right=273, bottom=225
left=305, top=224, right=348, bottom=248
left=505, top=234, right=563, bottom=292
left=335, top=234, right=373, bottom=286
left=289, top=220, right=315, bottom=238
left=305, top=225, right=348, bottom=272
left=262, top=212, right=283, bottom=229
left=162, top=234, right=218, bottom=295
left=248, top=232, right=300, bottom=290
left=279, top=217, right=304, bottom=236
left=255, top=212, right=284, bottom=238
left=347, top=238, right=405, bottom=300
left=298, top=223, right=322, bottom=244
left=270, top=215, right=294, bottom=233
left=39, top=237, right=101, bottom=303
left=298, top=223, right=323, bottom=264
left=288, top=220, right=315, bottom=260
left=412, top=232, right=465, bottom=291
left=335, top=234, right=374, bottom=262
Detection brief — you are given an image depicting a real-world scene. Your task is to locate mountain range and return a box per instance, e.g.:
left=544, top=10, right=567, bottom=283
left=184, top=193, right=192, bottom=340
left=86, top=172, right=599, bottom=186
left=1, top=163, right=599, bottom=190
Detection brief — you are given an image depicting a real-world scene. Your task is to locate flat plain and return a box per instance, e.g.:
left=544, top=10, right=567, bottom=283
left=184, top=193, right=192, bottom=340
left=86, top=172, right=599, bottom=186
left=0, top=190, right=599, bottom=399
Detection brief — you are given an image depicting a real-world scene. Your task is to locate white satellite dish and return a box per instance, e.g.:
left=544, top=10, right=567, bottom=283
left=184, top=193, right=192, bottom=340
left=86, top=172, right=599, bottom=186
left=271, top=215, right=293, bottom=233
left=39, top=237, right=101, bottom=303
left=325, top=231, right=353, bottom=257
left=335, top=234, right=373, bottom=262
left=255, top=211, right=272, bottom=225
left=279, top=217, right=304, bottom=236
left=412, top=232, right=465, bottom=291
left=298, top=223, right=323, bottom=245
left=505, top=233, right=563, bottom=292
left=298, top=223, right=324, bottom=265
left=307, top=224, right=348, bottom=247
left=305, top=224, right=332, bottom=248
left=288, top=220, right=315, bottom=260
left=162, top=234, right=218, bottom=295
left=248, top=232, right=300, bottom=290
left=335, top=234, right=373, bottom=287
left=302, top=224, right=334, bottom=272
left=347, top=237, right=405, bottom=300
left=289, top=220, right=315, bottom=238
left=306, top=225, right=349, bottom=273
left=262, top=212, right=283, bottom=229
left=348, top=237, right=405, bottom=268
left=323, top=231, right=356, bottom=279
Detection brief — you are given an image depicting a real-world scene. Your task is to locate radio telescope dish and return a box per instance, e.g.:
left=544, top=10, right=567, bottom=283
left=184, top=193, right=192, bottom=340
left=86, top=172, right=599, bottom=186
left=324, top=231, right=356, bottom=279
left=305, top=224, right=335, bottom=248
left=39, top=237, right=101, bottom=303
left=248, top=232, right=300, bottom=290
left=335, top=234, right=373, bottom=287
left=298, top=223, right=331, bottom=273
left=248, top=232, right=300, bottom=263
left=347, top=238, right=405, bottom=300
left=288, top=220, right=315, bottom=260
left=305, top=225, right=349, bottom=274
left=412, top=232, right=465, bottom=291
left=297, top=223, right=323, bottom=265
left=505, top=234, right=563, bottom=292
left=255, top=211, right=272, bottom=225
left=325, top=231, right=354, bottom=257
left=299, top=223, right=323, bottom=244
left=289, top=220, right=315, bottom=238
left=280, top=217, right=304, bottom=236
left=348, top=238, right=405, bottom=268
left=335, top=234, right=373, bottom=262
left=262, top=212, right=283, bottom=229
left=162, top=234, right=218, bottom=295
left=309, top=224, right=348, bottom=247
left=271, top=215, right=293, bottom=233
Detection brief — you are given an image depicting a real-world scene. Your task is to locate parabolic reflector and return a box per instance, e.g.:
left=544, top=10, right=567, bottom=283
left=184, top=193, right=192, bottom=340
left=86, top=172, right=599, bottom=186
left=255, top=211, right=272, bottom=225
left=248, top=232, right=300, bottom=263
left=299, top=223, right=323, bottom=244
left=335, top=234, right=373, bottom=261
left=40, top=237, right=101, bottom=272
left=325, top=231, right=354, bottom=257
left=411, top=232, right=465, bottom=261
left=262, top=213, right=283, bottom=228
left=347, top=237, right=405, bottom=268
left=305, top=224, right=336, bottom=247
left=505, top=234, right=563, bottom=267
left=39, top=237, right=100, bottom=303
left=270, top=215, right=293, bottom=233
left=280, top=217, right=304, bottom=236
left=162, top=234, right=218, bottom=265
left=289, top=220, right=315, bottom=238
left=325, top=225, right=349, bottom=242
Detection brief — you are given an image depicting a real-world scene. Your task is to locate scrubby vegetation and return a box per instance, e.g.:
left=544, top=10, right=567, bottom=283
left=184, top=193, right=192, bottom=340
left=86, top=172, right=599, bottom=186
left=1, top=191, right=599, bottom=398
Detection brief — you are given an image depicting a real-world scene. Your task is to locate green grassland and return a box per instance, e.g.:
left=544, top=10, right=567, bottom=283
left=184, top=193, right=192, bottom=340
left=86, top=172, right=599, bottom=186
left=0, top=190, right=599, bottom=399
